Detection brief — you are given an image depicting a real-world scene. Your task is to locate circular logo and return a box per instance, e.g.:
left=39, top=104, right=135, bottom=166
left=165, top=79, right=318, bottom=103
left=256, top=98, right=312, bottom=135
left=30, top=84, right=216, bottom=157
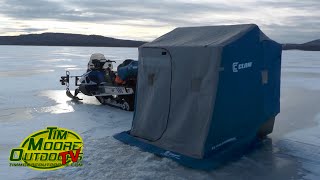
left=9, top=127, right=83, bottom=170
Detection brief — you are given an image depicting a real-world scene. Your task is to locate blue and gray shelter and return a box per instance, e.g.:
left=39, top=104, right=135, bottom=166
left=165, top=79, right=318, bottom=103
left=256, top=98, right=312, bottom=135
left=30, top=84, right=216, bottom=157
left=115, top=24, right=282, bottom=169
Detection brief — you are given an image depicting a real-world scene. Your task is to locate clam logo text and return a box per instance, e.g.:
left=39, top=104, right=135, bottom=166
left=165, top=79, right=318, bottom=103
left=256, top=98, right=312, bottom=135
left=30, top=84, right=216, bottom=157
left=232, top=62, right=253, bottom=72
left=9, top=127, right=83, bottom=170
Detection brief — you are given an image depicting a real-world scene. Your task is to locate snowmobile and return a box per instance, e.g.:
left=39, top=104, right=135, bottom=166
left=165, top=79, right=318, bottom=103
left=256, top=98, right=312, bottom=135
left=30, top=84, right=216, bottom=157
left=59, top=53, right=138, bottom=111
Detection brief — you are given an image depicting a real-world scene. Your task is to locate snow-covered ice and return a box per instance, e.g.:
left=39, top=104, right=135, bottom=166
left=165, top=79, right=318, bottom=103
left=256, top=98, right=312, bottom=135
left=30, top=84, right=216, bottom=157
left=0, top=46, right=319, bottom=180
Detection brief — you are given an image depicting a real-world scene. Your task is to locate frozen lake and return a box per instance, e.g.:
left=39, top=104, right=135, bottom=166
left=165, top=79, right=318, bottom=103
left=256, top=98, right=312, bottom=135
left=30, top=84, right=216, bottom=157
left=0, top=45, right=319, bottom=180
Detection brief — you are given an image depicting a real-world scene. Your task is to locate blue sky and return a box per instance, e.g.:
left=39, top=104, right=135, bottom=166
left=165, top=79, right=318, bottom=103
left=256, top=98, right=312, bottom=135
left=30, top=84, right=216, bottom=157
left=0, top=0, right=319, bottom=43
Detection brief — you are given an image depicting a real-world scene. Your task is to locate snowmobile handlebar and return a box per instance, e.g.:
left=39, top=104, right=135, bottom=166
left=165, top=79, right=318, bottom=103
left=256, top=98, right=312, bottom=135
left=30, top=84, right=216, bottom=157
left=105, top=60, right=116, bottom=63
left=91, top=59, right=116, bottom=63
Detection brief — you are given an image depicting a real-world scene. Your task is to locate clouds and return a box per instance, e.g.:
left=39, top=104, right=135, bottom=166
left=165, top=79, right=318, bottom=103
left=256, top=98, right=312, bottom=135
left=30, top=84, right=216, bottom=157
left=0, top=27, right=48, bottom=33
left=0, top=0, right=319, bottom=43
left=0, top=0, right=79, bottom=20
left=0, top=0, right=247, bottom=25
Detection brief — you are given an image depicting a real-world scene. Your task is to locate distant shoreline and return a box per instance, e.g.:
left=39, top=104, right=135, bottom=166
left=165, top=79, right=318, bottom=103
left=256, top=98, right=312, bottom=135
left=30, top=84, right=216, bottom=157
left=1, top=44, right=319, bottom=51
left=0, top=44, right=140, bottom=48
left=282, top=39, right=320, bottom=51
left=282, top=44, right=320, bottom=51
left=0, top=33, right=146, bottom=47
left=0, top=32, right=319, bottom=51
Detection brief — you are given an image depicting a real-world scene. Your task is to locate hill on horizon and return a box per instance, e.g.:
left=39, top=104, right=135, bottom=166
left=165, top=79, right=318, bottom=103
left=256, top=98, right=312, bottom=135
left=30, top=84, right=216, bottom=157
left=282, top=39, right=320, bottom=51
left=0, top=33, right=146, bottom=47
left=0, top=32, right=319, bottom=51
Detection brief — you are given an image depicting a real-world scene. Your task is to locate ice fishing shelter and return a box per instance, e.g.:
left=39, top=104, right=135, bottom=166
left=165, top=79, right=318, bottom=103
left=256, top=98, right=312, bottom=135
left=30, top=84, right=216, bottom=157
left=115, top=24, right=282, bottom=169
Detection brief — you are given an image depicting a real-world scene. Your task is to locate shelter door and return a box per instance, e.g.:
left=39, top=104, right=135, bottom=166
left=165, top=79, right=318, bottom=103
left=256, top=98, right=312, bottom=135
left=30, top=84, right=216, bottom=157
left=133, top=48, right=172, bottom=141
